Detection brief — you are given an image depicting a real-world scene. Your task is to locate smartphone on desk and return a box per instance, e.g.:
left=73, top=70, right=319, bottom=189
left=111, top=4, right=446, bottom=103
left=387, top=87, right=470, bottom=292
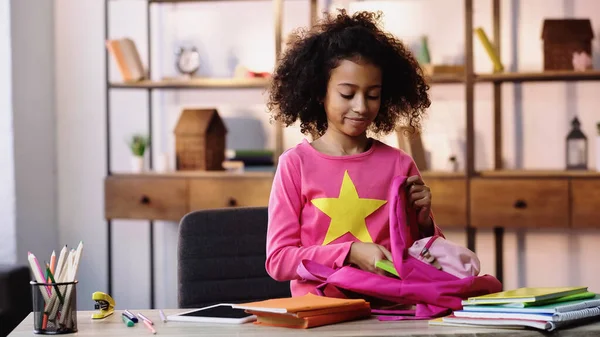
left=167, top=304, right=256, bottom=324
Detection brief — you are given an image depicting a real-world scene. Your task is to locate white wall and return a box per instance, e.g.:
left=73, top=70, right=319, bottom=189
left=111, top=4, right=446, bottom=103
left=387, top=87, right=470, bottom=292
left=0, top=0, right=58, bottom=266
left=0, top=0, right=16, bottom=265
left=54, top=0, right=600, bottom=310
left=55, top=0, right=108, bottom=311
left=11, top=0, right=59, bottom=268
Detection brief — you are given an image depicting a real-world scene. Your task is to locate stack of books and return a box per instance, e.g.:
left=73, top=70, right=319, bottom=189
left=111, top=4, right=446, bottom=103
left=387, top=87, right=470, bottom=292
left=232, top=293, right=372, bottom=329
left=431, top=286, right=600, bottom=331
left=224, top=149, right=275, bottom=172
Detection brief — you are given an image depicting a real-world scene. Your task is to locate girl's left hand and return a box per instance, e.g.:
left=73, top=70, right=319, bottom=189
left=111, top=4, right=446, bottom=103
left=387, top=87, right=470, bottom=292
left=406, top=175, right=433, bottom=232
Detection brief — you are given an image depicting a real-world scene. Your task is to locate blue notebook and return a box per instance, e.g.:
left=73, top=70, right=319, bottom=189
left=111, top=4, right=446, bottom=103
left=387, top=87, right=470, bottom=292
left=453, top=305, right=600, bottom=326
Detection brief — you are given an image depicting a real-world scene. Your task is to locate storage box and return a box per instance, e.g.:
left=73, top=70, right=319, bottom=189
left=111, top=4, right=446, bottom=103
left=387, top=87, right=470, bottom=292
left=541, top=19, right=594, bottom=71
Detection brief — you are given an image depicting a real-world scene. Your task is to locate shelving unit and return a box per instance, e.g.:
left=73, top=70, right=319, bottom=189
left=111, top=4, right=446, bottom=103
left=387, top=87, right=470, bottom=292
left=103, top=0, right=302, bottom=308
left=466, top=0, right=600, bottom=286
left=104, top=0, right=600, bottom=306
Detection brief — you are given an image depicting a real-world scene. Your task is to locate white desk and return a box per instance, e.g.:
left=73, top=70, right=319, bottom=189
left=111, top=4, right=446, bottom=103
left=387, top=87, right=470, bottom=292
left=8, top=309, right=600, bottom=336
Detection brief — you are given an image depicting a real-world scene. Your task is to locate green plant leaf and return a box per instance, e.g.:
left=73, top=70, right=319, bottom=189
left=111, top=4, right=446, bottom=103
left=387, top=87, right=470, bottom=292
left=127, top=134, right=149, bottom=157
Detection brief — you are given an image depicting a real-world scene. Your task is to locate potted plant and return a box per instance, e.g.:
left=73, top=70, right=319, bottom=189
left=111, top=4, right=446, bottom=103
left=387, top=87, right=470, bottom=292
left=128, top=134, right=149, bottom=173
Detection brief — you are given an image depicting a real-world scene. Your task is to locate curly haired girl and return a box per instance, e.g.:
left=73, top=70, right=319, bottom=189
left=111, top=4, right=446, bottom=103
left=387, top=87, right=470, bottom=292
left=265, top=9, right=444, bottom=296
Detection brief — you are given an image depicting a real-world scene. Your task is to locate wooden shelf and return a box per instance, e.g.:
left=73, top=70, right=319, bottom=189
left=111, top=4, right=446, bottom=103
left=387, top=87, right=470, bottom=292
left=110, top=74, right=465, bottom=89
left=426, top=74, right=465, bottom=84
left=109, top=77, right=269, bottom=89
left=477, top=169, right=600, bottom=178
left=476, top=70, right=600, bottom=83
left=109, top=170, right=275, bottom=178
left=110, top=0, right=273, bottom=3
left=109, top=71, right=600, bottom=88
left=421, top=171, right=465, bottom=178
left=111, top=169, right=465, bottom=179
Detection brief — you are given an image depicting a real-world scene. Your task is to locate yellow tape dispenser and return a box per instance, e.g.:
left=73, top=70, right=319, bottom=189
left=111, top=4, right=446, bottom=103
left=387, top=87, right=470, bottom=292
left=91, top=291, right=115, bottom=319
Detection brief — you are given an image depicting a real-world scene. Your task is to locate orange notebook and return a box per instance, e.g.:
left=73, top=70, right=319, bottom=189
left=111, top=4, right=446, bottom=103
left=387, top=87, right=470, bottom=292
left=247, top=301, right=370, bottom=318
left=232, top=293, right=368, bottom=314
left=250, top=306, right=372, bottom=329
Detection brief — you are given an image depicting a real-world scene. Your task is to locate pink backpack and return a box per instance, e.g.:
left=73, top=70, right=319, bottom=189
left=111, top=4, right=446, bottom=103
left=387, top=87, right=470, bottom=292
left=296, top=175, right=502, bottom=320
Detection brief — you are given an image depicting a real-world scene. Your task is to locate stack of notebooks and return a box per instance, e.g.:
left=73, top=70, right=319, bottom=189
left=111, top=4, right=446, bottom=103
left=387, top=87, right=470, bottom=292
left=224, top=149, right=275, bottom=172
left=232, top=293, right=372, bottom=329
left=431, top=286, right=600, bottom=331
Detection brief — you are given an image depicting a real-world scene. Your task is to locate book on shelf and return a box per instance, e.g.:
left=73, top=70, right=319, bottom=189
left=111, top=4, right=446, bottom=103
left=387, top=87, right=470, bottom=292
left=223, top=148, right=275, bottom=172
left=105, top=38, right=146, bottom=82
left=474, top=27, right=504, bottom=72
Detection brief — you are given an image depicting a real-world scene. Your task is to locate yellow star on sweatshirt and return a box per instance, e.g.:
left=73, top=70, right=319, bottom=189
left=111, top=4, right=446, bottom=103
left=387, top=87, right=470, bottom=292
left=311, top=170, right=387, bottom=245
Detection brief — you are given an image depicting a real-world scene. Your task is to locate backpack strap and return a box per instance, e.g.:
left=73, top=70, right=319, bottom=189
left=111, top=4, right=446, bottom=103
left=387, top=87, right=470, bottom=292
left=296, top=259, right=335, bottom=282
left=388, top=175, right=420, bottom=277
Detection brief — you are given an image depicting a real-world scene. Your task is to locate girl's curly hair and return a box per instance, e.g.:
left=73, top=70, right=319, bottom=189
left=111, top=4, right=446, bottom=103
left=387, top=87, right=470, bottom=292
left=267, top=10, right=431, bottom=137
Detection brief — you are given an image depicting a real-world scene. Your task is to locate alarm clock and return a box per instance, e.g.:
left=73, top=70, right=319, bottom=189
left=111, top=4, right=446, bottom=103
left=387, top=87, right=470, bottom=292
left=175, top=46, right=200, bottom=77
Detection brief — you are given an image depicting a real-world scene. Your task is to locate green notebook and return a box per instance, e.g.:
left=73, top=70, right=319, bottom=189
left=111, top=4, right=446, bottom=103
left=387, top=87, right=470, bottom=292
left=375, top=260, right=398, bottom=277
left=462, top=293, right=600, bottom=313
left=497, top=291, right=598, bottom=308
left=462, top=286, right=589, bottom=305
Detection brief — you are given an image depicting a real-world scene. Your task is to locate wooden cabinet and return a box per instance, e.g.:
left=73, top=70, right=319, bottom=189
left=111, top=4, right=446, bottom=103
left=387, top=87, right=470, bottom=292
left=470, top=178, right=570, bottom=228
left=104, top=173, right=469, bottom=225
left=189, top=175, right=273, bottom=210
left=104, top=176, right=189, bottom=221
left=104, top=172, right=600, bottom=229
left=571, top=179, right=600, bottom=228
left=424, top=177, right=467, bottom=227
left=104, top=172, right=275, bottom=222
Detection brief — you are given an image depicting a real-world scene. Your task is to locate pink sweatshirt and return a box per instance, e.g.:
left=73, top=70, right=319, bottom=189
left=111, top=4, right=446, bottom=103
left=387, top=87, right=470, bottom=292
left=265, top=138, right=443, bottom=296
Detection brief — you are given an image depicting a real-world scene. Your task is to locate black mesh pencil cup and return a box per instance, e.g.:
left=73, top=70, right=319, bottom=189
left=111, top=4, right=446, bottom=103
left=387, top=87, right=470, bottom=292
left=30, top=280, right=78, bottom=334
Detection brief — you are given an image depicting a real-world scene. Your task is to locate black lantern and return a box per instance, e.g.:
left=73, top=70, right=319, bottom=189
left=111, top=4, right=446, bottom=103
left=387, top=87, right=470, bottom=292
left=566, top=117, right=587, bottom=170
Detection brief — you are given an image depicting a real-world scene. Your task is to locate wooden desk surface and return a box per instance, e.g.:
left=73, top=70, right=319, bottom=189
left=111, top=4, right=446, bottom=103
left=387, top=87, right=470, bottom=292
left=8, top=309, right=600, bottom=336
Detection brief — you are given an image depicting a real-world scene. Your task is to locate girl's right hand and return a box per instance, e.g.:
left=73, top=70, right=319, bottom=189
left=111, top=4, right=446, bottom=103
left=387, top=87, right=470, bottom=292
left=347, top=242, right=393, bottom=275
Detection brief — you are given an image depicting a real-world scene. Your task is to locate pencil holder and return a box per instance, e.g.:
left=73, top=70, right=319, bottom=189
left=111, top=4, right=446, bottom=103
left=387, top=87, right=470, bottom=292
left=30, top=280, right=78, bottom=334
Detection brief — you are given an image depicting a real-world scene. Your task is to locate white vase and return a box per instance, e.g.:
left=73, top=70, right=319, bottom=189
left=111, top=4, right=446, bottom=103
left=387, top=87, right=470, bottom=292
left=131, top=156, right=144, bottom=173
left=156, top=153, right=170, bottom=172
left=596, top=136, right=600, bottom=171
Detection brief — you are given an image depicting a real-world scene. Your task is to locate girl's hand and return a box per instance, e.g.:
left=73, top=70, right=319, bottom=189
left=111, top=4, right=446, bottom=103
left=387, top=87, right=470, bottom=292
left=406, top=175, right=434, bottom=235
left=347, top=242, right=393, bottom=275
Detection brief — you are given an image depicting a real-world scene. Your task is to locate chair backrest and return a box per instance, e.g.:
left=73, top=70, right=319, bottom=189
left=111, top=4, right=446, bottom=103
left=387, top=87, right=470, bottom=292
left=177, top=206, right=291, bottom=308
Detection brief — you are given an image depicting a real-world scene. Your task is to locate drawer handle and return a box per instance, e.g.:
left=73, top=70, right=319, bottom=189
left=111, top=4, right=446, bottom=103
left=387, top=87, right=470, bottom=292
left=228, top=198, right=237, bottom=207
left=140, top=195, right=151, bottom=205
left=513, top=199, right=527, bottom=209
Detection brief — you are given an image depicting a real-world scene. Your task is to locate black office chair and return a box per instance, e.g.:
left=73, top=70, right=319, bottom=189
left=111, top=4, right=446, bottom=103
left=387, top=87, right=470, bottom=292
left=177, top=206, right=291, bottom=309
left=0, top=264, right=32, bottom=337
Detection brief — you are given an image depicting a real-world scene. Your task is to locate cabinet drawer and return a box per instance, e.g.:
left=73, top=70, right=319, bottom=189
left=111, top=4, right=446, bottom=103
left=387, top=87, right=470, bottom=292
left=190, top=176, right=274, bottom=209
left=572, top=179, right=600, bottom=228
left=426, top=178, right=467, bottom=227
left=105, top=176, right=189, bottom=221
left=470, top=178, right=569, bottom=228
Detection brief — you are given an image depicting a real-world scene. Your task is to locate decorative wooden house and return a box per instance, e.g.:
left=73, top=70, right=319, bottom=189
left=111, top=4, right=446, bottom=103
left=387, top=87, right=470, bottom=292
left=541, top=19, right=594, bottom=70
left=174, top=108, right=227, bottom=171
